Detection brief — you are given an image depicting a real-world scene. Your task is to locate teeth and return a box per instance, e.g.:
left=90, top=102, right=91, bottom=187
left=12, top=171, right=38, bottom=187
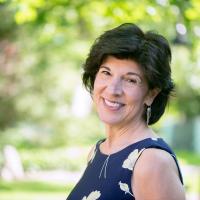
left=104, top=99, right=121, bottom=108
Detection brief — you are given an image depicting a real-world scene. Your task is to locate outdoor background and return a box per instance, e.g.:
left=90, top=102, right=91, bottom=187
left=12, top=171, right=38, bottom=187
left=0, top=0, right=200, bottom=200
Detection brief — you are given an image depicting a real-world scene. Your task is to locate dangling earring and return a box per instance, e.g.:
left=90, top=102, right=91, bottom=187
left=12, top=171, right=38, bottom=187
left=146, top=105, right=151, bottom=125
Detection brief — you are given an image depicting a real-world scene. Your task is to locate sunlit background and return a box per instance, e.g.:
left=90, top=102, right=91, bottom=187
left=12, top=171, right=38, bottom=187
left=0, top=0, right=200, bottom=200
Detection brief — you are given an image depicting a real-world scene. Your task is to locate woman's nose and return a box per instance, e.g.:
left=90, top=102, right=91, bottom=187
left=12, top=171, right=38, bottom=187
left=106, top=78, right=123, bottom=96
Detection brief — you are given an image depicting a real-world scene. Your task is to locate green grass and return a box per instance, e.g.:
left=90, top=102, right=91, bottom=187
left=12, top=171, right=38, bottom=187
left=0, top=180, right=73, bottom=200
left=0, top=192, right=66, bottom=200
left=0, top=180, right=72, bottom=192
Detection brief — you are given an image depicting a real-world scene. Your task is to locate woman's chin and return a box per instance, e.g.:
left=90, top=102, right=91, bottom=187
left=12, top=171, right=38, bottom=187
left=98, top=115, right=123, bottom=126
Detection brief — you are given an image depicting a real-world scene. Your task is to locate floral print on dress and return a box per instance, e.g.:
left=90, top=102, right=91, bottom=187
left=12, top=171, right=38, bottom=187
left=122, top=148, right=145, bottom=170
left=82, top=190, right=101, bottom=200
left=119, top=181, right=134, bottom=197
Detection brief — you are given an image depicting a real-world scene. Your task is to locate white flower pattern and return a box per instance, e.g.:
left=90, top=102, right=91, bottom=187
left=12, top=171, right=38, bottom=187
left=122, top=148, right=145, bottom=170
left=81, top=190, right=101, bottom=200
left=119, top=181, right=134, bottom=197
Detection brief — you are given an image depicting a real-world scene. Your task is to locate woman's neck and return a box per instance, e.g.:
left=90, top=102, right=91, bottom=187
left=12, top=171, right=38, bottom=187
left=102, top=121, right=156, bottom=154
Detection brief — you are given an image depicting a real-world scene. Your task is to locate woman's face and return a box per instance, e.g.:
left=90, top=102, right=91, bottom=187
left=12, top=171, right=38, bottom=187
left=93, top=56, right=155, bottom=127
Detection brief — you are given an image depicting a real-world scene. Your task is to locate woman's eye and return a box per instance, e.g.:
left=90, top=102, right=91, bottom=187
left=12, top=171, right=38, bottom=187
left=101, top=70, right=111, bottom=76
left=129, top=79, right=137, bottom=83
left=126, top=78, right=138, bottom=84
left=125, top=78, right=141, bottom=85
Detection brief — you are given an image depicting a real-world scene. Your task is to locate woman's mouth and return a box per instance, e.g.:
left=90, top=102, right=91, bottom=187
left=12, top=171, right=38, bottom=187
left=103, top=98, right=125, bottom=110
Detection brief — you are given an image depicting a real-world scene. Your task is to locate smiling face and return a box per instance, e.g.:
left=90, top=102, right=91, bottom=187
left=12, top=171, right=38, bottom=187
left=93, top=56, right=155, bottom=128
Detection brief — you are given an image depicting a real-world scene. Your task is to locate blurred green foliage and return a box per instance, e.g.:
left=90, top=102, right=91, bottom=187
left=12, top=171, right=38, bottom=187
left=0, top=180, right=69, bottom=200
left=20, top=146, right=89, bottom=171
left=0, top=180, right=67, bottom=192
left=0, top=191, right=67, bottom=200
left=0, top=0, right=200, bottom=149
left=177, top=150, right=200, bottom=165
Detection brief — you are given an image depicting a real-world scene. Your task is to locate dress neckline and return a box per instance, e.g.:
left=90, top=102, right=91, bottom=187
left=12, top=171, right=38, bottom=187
left=97, top=137, right=160, bottom=157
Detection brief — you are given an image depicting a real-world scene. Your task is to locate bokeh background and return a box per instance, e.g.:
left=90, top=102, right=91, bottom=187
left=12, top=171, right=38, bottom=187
left=0, top=0, right=200, bottom=199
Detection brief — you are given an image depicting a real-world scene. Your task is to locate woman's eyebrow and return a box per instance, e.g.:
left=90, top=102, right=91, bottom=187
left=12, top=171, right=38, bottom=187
left=99, top=66, right=110, bottom=71
left=126, top=72, right=140, bottom=76
left=126, top=72, right=142, bottom=79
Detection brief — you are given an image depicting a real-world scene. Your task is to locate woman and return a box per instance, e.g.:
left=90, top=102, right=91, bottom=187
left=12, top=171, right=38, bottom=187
left=67, top=23, right=185, bottom=200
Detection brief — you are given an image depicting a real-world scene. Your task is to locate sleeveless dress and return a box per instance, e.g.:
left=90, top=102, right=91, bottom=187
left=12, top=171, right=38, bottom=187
left=66, top=137, right=183, bottom=200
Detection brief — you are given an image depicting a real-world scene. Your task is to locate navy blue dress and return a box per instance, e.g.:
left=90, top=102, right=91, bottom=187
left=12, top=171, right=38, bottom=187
left=67, top=137, right=183, bottom=200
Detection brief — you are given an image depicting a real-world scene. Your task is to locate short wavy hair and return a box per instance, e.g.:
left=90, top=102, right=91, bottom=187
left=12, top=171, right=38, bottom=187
left=82, top=23, right=174, bottom=125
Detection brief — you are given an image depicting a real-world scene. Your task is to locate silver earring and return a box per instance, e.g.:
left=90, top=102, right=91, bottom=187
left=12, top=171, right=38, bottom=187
left=146, top=106, right=151, bottom=125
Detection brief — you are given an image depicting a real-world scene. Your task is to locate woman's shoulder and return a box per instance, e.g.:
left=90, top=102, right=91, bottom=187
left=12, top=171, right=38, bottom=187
left=132, top=148, right=185, bottom=199
left=135, top=148, right=177, bottom=173
left=132, top=137, right=183, bottom=181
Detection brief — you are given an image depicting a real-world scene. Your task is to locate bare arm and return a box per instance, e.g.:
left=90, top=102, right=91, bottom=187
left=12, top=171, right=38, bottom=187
left=132, top=148, right=186, bottom=200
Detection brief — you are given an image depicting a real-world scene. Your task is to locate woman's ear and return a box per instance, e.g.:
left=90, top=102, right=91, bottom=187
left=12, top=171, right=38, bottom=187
left=145, top=88, right=161, bottom=106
